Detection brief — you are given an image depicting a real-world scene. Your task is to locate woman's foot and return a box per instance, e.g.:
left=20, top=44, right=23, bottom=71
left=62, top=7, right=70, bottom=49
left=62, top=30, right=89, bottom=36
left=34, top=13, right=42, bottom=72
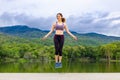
left=59, top=63, right=62, bottom=68
left=55, top=63, right=59, bottom=68
left=55, top=62, right=62, bottom=68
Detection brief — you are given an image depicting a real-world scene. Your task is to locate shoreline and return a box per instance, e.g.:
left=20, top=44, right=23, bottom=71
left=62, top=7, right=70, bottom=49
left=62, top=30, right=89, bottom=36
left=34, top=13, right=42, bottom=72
left=1, top=58, right=120, bottom=63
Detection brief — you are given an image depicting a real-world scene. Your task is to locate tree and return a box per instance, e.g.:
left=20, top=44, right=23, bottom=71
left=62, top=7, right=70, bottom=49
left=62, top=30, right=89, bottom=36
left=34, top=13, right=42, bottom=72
left=101, top=44, right=117, bottom=62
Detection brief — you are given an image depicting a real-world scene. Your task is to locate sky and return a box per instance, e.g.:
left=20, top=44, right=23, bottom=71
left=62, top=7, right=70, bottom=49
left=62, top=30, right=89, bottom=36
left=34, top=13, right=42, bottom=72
left=0, top=0, right=120, bottom=36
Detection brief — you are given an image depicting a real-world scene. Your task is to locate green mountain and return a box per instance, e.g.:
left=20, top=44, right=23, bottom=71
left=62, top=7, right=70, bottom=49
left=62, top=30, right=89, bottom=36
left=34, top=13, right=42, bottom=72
left=0, top=25, right=47, bottom=38
left=0, top=25, right=120, bottom=46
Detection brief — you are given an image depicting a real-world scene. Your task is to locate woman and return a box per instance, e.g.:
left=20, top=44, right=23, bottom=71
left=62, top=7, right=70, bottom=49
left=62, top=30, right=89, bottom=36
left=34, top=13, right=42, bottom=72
left=42, top=13, right=77, bottom=68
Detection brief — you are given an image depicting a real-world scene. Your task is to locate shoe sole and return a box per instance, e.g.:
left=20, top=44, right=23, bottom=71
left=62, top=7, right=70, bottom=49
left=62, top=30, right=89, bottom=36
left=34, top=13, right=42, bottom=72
left=55, top=66, right=62, bottom=68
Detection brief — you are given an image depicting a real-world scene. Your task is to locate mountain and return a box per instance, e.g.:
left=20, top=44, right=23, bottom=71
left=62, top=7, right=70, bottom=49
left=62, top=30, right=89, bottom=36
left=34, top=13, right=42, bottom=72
left=0, top=25, right=120, bottom=46
left=0, top=25, right=40, bottom=33
left=0, top=25, right=48, bottom=38
left=82, top=32, right=120, bottom=40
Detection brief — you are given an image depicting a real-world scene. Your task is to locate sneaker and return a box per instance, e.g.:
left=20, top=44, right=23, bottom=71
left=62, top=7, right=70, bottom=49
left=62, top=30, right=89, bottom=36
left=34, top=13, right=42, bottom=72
left=55, top=63, right=59, bottom=68
left=59, top=63, right=62, bottom=68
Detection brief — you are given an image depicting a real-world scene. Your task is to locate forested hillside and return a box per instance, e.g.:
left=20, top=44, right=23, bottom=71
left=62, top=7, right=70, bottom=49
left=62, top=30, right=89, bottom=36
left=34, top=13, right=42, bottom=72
left=0, top=25, right=120, bottom=62
left=0, top=25, right=120, bottom=46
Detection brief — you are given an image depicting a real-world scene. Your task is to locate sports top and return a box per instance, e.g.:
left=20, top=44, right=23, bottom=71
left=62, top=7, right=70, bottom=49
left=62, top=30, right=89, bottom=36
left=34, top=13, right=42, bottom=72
left=55, top=22, right=64, bottom=30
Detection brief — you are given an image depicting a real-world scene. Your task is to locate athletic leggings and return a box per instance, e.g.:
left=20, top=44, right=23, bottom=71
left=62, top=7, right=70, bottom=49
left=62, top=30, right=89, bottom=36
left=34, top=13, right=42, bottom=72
left=54, top=34, right=64, bottom=56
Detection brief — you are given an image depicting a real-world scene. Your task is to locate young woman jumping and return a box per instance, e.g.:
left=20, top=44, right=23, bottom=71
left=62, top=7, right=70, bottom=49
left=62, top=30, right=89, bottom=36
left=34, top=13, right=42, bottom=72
left=42, top=13, right=77, bottom=68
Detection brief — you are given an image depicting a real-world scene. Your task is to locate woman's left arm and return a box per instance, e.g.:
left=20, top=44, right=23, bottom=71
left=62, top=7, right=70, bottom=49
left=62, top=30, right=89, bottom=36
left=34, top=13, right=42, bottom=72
left=64, top=23, right=78, bottom=40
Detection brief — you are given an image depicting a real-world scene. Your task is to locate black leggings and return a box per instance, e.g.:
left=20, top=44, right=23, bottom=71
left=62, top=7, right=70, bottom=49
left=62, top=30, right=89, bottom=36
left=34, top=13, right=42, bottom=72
left=54, top=34, right=64, bottom=56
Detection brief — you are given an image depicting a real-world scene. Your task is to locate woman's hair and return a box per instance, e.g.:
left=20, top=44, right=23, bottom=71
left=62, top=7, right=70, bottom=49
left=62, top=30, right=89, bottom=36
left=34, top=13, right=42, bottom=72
left=57, top=13, right=66, bottom=23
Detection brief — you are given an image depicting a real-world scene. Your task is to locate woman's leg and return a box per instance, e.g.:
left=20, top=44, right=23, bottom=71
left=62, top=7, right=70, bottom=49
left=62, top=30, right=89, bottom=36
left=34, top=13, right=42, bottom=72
left=59, top=56, right=62, bottom=63
left=54, top=35, right=59, bottom=63
left=58, top=35, right=64, bottom=63
left=55, top=55, right=59, bottom=63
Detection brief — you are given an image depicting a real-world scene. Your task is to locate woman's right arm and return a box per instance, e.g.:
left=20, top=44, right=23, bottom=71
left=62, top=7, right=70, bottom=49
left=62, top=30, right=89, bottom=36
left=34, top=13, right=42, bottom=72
left=42, top=23, right=55, bottom=40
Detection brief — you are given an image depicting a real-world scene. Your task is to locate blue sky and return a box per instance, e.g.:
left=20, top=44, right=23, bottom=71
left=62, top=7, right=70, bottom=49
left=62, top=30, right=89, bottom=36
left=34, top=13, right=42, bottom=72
left=0, top=0, right=120, bottom=36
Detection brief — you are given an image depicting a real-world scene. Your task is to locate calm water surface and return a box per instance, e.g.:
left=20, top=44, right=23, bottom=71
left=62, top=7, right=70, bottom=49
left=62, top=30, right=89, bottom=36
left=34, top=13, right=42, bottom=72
left=0, top=60, right=120, bottom=72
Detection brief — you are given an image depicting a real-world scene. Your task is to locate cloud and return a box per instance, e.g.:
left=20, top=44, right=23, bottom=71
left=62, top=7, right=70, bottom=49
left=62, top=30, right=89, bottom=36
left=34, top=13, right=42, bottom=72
left=0, top=11, right=120, bottom=37
left=1, top=0, right=120, bottom=18
left=0, top=12, right=56, bottom=30
left=66, top=11, right=120, bottom=36
left=0, top=0, right=120, bottom=37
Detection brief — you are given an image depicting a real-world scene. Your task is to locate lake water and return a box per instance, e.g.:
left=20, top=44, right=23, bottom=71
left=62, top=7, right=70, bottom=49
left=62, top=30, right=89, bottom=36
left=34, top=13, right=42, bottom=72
left=0, top=60, right=120, bottom=72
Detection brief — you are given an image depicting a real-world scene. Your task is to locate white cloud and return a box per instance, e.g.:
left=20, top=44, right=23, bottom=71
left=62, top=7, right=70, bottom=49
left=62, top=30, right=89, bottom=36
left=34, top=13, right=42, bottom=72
left=1, top=0, right=120, bottom=17
left=0, top=0, right=120, bottom=36
left=0, top=11, right=120, bottom=36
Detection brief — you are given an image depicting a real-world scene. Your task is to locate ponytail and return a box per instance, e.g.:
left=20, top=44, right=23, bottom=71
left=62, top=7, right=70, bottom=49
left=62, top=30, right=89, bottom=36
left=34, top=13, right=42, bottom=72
left=62, top=18, right=66, bottom=23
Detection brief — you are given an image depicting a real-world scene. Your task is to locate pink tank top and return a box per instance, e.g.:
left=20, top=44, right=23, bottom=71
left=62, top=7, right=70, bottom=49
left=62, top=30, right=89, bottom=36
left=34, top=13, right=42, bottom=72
left=55, top=22, right=64, bottom=30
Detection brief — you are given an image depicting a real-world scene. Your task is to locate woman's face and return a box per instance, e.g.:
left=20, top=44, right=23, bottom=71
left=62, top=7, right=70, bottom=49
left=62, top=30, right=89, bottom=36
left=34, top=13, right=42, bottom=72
left=57, top=14, right=62, bottom=21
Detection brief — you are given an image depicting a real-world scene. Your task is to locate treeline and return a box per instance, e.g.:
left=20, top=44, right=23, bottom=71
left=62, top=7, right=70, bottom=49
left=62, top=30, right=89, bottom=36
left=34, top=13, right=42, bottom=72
left=0, top=33, right=120, bottom=62
left=0, top=38, right=120, bottom=62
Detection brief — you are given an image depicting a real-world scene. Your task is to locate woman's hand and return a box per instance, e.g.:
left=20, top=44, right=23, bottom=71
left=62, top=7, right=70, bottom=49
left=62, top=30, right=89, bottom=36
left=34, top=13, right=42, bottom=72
left=73, top=36, right=78, bottom=40
left=41, top=36, right=47, bottom=41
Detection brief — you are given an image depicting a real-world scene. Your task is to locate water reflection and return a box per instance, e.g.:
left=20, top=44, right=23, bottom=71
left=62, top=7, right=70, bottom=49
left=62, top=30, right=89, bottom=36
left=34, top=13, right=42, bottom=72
left=0, top=60, right=120, bottom=72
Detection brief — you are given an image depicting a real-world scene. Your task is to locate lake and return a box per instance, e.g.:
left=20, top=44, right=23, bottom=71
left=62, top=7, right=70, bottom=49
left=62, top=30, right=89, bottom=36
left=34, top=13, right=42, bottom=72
left=0, top=60, right=120, bottom=72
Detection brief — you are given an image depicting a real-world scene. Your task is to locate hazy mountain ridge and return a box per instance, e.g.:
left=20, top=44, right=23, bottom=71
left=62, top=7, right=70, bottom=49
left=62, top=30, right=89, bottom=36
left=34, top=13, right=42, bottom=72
left=0, top=25, right=120, bottom=46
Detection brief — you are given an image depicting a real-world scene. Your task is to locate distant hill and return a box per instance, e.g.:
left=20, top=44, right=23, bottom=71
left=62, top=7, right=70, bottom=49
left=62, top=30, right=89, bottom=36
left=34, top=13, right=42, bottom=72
left=0, top=25, right=120, bottom=46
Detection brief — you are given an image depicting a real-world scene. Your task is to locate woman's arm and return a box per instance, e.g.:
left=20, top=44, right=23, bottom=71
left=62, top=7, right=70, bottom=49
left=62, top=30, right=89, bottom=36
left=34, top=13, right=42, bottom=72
left=64, top=23, right=78, bottom=40
left=42, top=23, right=55, bottom=40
